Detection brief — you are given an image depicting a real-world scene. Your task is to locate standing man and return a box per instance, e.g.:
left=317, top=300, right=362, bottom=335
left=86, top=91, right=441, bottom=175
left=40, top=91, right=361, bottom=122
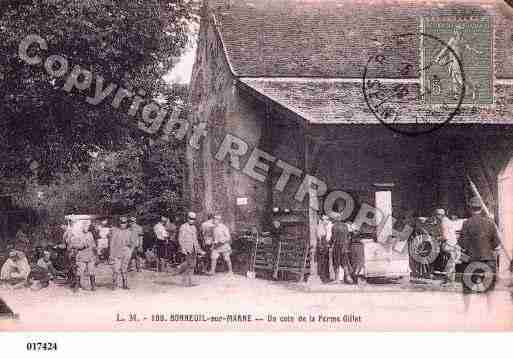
left=207, top=214, right=233, bottom=276
left=316, top=215, right=333, bottom=283
left=458, top=197, right=500, bottom=312
left=129, top=216, right=144, bottom=272
left=153, top=216, right=170, bottom=272
left=200, top=213, right=215, bottom=273
left=434, top=208, right=459, bottom=283
left=331, top=213, right=354, bottom=284
left=165, top=217, right=179, bottom=265
left=176, top=212, right=205, bottom=286
left=70, top=219, right=97, bottom=292
left=96, top=219, right=111, bottom=262
left=110, top=217, right=133, bottom=290
left=63, top=217, right=76, bottom=286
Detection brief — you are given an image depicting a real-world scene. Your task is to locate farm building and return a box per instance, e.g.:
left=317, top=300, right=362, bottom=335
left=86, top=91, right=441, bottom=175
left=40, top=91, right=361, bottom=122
left=187, top=0, right=513, bottom=280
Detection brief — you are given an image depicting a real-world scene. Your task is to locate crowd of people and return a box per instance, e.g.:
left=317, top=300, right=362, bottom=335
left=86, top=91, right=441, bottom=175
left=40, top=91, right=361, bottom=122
left=0, top=211, right=234, bottom=291
left=315, top=213, right=364, bottom=285
left=0, top=196, right=504, bottom=302
left=315, top=196, right=502, bottom=296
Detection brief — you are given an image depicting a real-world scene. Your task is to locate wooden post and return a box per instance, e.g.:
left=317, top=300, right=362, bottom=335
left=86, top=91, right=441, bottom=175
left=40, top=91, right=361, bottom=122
left=264, top=104, right=274, bottom=229
left=304, top=127, right=322, bottom=284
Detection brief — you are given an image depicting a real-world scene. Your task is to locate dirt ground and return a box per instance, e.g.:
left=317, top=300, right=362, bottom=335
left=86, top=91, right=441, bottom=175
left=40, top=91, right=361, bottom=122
left=1, top=264, right=512, bottom=331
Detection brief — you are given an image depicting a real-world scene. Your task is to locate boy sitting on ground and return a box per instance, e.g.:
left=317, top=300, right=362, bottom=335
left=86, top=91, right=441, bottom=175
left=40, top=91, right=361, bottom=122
left=27, top=250, right=57, bottom=290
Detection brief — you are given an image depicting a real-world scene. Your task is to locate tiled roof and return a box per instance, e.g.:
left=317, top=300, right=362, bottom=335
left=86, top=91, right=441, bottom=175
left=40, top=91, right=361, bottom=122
left=239, top=77, right=513, bottom=124
left=211, top=0, right=513, bottom=78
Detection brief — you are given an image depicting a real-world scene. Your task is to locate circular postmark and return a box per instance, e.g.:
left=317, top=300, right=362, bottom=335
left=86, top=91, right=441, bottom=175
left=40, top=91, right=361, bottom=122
left=362, top=32, right=465, bottom=137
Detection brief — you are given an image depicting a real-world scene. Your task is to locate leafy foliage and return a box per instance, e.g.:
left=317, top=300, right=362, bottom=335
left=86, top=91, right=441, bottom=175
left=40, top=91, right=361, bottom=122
left=0, top=0, right=199, bottom=182
left=13, top=167, right=103, bottom=224
left=1, top=1, right=199, bottom=224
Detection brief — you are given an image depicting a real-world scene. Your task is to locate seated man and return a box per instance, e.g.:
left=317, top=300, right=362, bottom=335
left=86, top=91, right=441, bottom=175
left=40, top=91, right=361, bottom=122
left=145, top=247, right=158, bottom=270
left=1, top=250, right=31, bottom=287
left=28, top=250, right=57, bottom=289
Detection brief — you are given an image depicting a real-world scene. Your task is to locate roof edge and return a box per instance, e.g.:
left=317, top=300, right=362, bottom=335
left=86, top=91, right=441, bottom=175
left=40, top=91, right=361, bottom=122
left=211, top=13, right=238, bottom=77
left=236, top=79, right=308, bottom=127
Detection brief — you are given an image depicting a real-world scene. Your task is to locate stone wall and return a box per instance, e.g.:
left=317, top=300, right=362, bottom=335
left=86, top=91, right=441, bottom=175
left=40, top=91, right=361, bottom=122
left=188, top=8, right=235, bottom=223
left=188, top=8, right=270, bottom=230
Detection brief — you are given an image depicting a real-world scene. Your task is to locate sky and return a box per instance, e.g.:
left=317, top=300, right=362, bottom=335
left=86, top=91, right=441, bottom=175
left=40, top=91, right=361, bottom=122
left=163, top=38, right=197, bottom=85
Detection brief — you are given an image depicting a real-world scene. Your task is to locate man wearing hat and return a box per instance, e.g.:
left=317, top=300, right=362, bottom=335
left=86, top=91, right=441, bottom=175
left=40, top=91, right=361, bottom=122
left=458, top=197, right=500, bottom=310
left=207, top=214, right=233, bottom=276
left=1, top=250, right=31, bottom=287
left=70, top=219, right=97, bottom=292
left=110, top=216, right=134, bottom=290
left=153, top=216, right=170, bottom=272
left=200, top=213, right=215, bottom=272
left=129, top=216, right=144, bottom=272
left=175, top=212, right=205, bottom=286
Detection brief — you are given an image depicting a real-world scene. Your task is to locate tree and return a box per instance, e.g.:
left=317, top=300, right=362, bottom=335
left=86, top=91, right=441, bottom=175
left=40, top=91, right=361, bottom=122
left=0, top=0, right=200, bottom=183
left=89, top=84, right=190, bottom=221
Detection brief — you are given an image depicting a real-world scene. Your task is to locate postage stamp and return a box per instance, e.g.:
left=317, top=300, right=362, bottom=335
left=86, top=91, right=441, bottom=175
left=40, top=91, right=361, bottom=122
left=362, top=32, right=465, bottom=137
left=420, top=16, right=494, bottom=106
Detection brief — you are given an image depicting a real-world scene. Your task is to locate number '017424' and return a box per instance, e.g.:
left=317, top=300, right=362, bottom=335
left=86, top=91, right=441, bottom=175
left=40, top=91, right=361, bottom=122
left=26, top=342, right=58, bottom=351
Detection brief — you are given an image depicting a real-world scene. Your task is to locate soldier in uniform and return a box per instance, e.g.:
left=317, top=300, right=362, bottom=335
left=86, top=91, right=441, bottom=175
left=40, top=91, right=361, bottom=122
left=175, top=212, right=205, bottom=286
left=70, top=218, right=97, bottom=292
left=110, top=216, right=133, bottom=290
left=129, top=216, right=144, bottom=272
left=200, top=213, right=215, bottom=274
left=207, top=214, right=233, bottom=276
left=458, top=197, right=500, bottom=312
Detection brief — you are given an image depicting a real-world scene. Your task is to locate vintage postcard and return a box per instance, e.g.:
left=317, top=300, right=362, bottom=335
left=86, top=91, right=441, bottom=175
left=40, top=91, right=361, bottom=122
left=1, top=0, right=513, bottom=334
